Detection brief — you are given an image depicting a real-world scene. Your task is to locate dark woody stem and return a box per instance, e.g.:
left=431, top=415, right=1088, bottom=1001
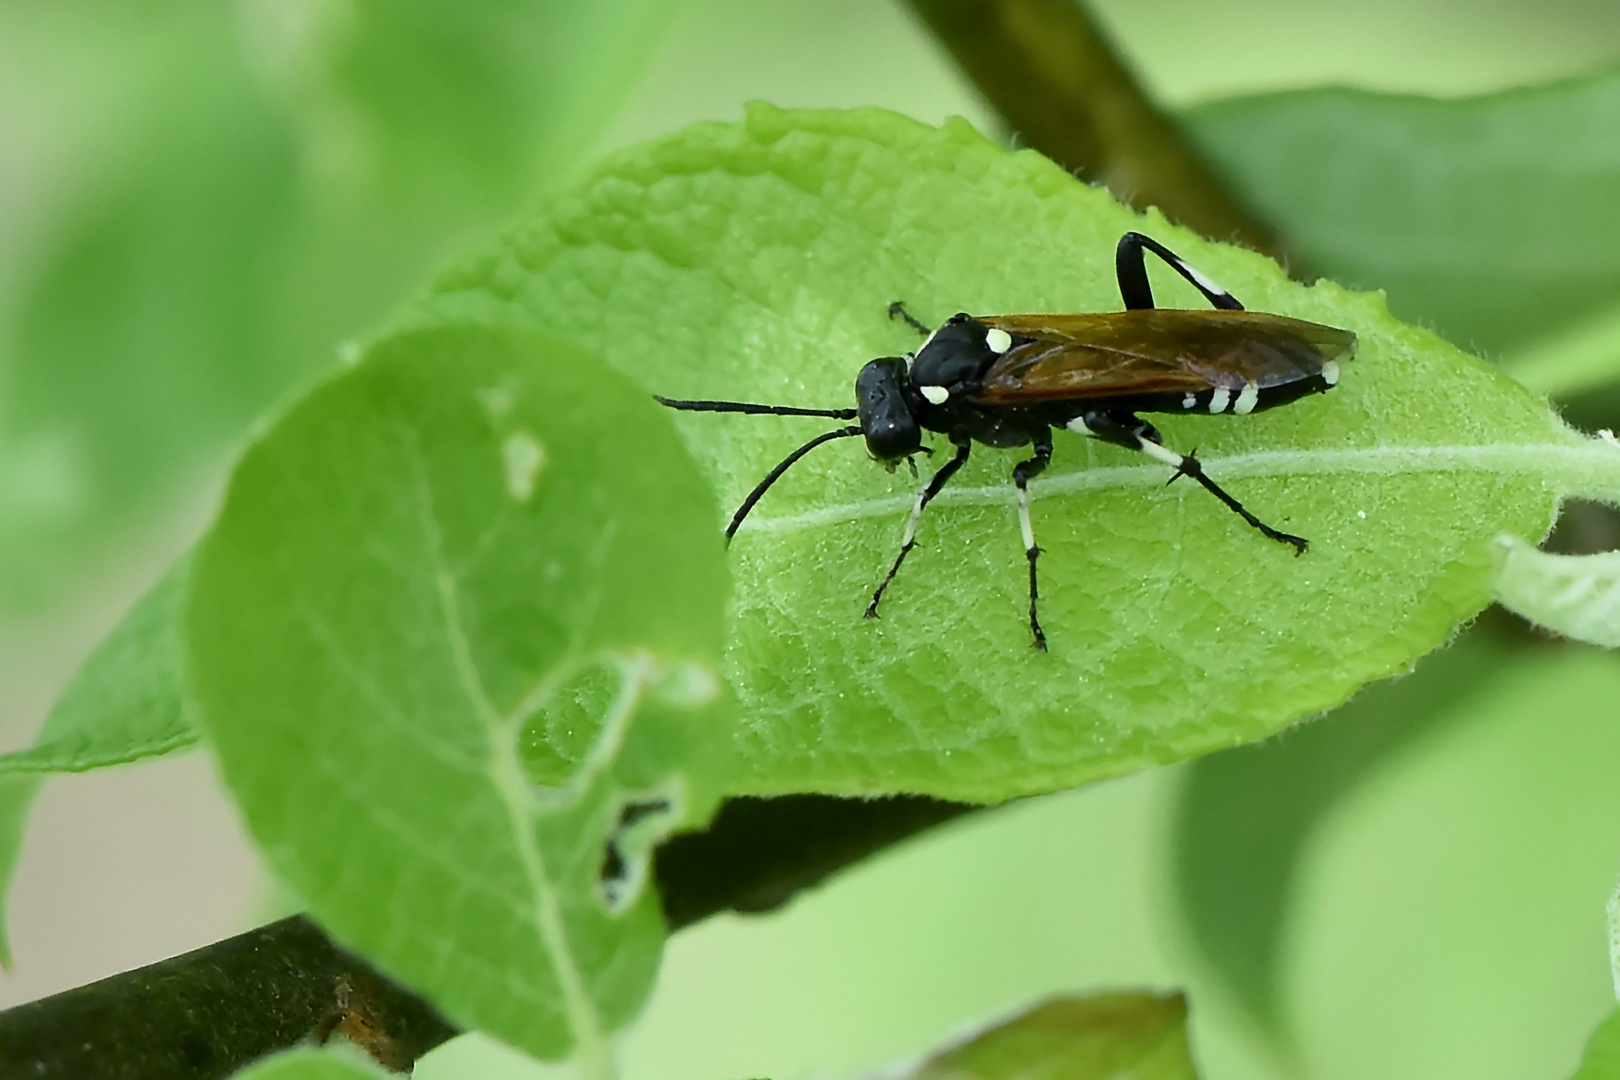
left=903, top=0, right=1296, bottom=269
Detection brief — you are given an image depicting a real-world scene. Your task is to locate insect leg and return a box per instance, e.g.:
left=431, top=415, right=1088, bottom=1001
left=1115, top=232, right=1245, bottom=312
left=1013, top=430, right=1054, bottom=651
left=1072, top=410, right=1307, bottom=553
left=887, top=301, right=933, bottom=336
left=866, top=439, right=973, bottom=619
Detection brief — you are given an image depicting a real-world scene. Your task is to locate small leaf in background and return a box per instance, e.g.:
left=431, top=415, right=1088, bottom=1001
left=907, top=992, right=1195, bottom=1080
left=0, top=6, right=300, bottom=612
left=323, top=0, right=685, bottom=204
left=1491, top=533, right=1620, bottom=646
left=0, top=0, right=683, bottom=616
left=1573, top=1009, right=1620, bottom=1080
left=0, top=776, right=40, bottom=969
left=0, top=557, right=195, bottom=776
left=0, top=557, right=198, bottom=967
left=225, top=1045, right=391, bottom=1079
left=187, top=325, right=732, bottom=1064
left=416, top=104, right=1575, bottom=803
left=1185, top=73, right=1620, bottom=363
left=1499, top=299, right=1620, bottom=400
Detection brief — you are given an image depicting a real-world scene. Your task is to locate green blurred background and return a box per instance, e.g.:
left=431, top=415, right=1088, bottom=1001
left=5, top=1, right=1620, bottom=1078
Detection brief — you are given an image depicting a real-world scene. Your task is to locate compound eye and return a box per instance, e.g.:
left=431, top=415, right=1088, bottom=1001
left=856, top=358, right=922, bottom=462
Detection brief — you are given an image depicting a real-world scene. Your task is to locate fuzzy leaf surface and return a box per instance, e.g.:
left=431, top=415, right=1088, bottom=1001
left=186, top=325, right=731, bottom=1063
left=411, top=105, right=1572, bottom=801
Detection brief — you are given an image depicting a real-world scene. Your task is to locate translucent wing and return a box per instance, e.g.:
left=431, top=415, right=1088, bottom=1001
left=973, top=310, right=1356, bottom=404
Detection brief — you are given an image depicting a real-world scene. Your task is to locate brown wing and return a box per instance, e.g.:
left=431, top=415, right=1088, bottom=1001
left=973, top=310, right=1356, bottom=404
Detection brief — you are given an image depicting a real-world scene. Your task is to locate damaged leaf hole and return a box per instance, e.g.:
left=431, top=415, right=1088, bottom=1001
left=598, top=794, right=680, bottom=911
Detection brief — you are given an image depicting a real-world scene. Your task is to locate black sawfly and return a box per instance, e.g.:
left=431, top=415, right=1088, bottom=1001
left=657, top=232, right=1356, bottom=651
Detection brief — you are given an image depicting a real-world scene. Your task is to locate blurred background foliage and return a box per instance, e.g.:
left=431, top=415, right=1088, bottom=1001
left=4, top=1, right=1620, bottom=1079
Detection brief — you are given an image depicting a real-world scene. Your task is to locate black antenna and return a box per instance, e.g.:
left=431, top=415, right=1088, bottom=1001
left=656, top=396, right=857, bottom=420
left=724, top=426, right=862, bottom=540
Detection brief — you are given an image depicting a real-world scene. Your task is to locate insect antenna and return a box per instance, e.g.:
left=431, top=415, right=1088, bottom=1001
left=655, top=396, right=857, bottom=420
left=724, top=425, right=863, bottom=540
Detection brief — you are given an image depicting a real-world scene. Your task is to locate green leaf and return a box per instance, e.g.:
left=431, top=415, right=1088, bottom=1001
left=1499, top=298, right=1620, bottom=399
left=1491, top=533, right=1620, bottom=646
left=324, top=0, right=684, bottom=203
left=1168, top=629, right=1514, bottom=1036
left=0, top=1, right=678, bottom=615
left=0, top=557, right=198, bottom=968
left=412, top=103, right=1576, bottom=802
left=1224, top=643, right=1620, bottom=1077
left=1184, top=72, right=1620, bottom=361
left=907, top=992, right=1195, bottom=1080
left=0, top=7, right=301, bottom=611
left=186, top=325, right=732, bottom=1065
left=0, top=557, right=196, bottom=775
left=1573, top=1009, right=1620, bottom=1080
left=226, top=1046, right=391, bottom=1079
left=0, top=775, right=42, bottom=969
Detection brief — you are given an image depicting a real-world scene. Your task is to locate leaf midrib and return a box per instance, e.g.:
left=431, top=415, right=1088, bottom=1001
left=743, top=439, right=1600, bottom=535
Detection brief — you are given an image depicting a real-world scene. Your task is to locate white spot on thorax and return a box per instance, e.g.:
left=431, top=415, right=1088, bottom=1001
left=920, top=384, right=950, bottom=405
left=501, top=431, right=545, bottom=501
left=1208, top=387, right=1231, bottom=414
left=1233, top=382, right=1260, bottom=415
left=1182, top=393, right=1196, bottom=409
left=985, top=327, right=1013, bottom=354
left=1321, top=360, right=1341, bottom=386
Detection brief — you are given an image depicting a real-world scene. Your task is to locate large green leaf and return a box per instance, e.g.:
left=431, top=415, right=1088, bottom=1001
left=186, top=325, right=732, bottom=1064
left=1184, top=72, right=1620, bottom=362
left=411, top=104, right=1580, bottom=802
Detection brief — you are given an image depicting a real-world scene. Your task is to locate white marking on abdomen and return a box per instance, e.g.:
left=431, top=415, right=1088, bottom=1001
left=1321, top=360, right=1341, bottom=386
left=1208, top=387, right=1231, bottom=414
left=1182, top=393, right=1196, bottom=409
left=920, top=385, right=949, bottom=405
left=1233, top=382, right=1259, bottom=415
